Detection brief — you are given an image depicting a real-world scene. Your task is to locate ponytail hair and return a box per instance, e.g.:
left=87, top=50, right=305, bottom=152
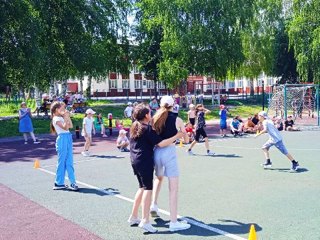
left=152, top=103, right=172, bottom=135
left=50, top=101, right=62, bottom=134
left=130, top=103, right=150, bottom=139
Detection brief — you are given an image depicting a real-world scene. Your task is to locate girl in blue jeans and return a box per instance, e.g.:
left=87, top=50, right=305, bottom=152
left=50, top=102, right=78, bottom=191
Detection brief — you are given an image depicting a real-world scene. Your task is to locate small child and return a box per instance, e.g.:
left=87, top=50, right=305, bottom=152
left=50, top=101, right=78, bottom=191
left=117, top=129, right=130, bottom=152
left=185, top=123, right=195, bottom=143
left=19, top=102, right=40, bottom=144
left=124, top=102, right=133, bottom=119
left=219, top=104, right=228, bottom=137
left=187, top=104, right=196, bottom=126
left=81, top=108, right=96, bottom=157
left=255, top=111, right=300, bottom=171
left=127, top=103, right=183, bottom=233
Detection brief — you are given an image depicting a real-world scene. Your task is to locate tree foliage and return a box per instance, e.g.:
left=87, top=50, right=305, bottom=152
left=288, top=0, right=320, bottom=83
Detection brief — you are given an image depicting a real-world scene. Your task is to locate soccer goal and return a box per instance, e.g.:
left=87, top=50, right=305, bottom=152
left=267, top=84, right=320, bottom=127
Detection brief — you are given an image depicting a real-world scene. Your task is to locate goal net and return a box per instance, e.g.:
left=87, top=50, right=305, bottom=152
left=267, top=84, right=318, bottom=126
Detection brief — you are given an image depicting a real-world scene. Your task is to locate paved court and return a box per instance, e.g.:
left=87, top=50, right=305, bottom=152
left=0, top=129, right=320, bottom=240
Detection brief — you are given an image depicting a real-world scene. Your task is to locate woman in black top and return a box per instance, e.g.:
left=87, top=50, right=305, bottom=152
left=128, top=103, right=182, bottom=233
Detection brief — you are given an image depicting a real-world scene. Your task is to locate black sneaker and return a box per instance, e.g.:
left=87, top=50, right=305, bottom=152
left=261, top=161, right=272, bottom=169
left=291, top=161, right=300, bottom=172
left=53, top=183, right=68, bottom=190
left=69, top=183, right=79, bottom=191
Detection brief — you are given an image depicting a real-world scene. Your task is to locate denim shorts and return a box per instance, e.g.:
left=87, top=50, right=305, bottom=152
left=262, top=140, right=288, bottom=155
left=154, top=145, right=179, bottom=177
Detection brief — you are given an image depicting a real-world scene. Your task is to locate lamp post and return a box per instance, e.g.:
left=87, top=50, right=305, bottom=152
left=262, top=80, right=265, bottom=110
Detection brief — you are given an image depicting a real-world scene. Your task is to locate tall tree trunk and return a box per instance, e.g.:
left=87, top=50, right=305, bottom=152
left=250, top=78, right=254, bottom=96
left=61, top=79, right=68, bottom=97
left=86, top=75, right=92, bottom=99
left=54, top=81, right=59, bottom=96
left=79, top=77, right=84, bottom=93
left=49, top=80, right=55, bottom=96
left=153, top=70, right=158, bottom=99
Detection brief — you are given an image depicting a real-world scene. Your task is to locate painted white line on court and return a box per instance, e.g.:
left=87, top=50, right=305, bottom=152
left=211, top=145, right=320, bottom=151
left=38, top=167, right=246, bottom=240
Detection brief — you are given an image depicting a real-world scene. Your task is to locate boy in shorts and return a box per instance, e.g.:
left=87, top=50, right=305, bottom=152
left=255, top=111, right=300, bottom=171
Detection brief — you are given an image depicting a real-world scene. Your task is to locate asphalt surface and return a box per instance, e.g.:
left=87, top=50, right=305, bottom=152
left=1, top=124, right=320, bottom=240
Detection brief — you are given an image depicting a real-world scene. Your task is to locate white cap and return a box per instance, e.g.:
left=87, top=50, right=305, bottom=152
left=160, top=95, right=174, bottom=107
left=258, top=111, right=268, bottom=119
left=189, top=104, right=195, bottom=108
left=119, top=129, right=127, bottom=135
left=85, top=108, right=96, bottom=114
left=127, top=102, right=132, bottom=105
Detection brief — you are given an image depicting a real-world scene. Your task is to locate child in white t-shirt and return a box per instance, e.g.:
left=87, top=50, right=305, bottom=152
left=124, top=102, right=133, bottom=119
left=116, top=129, right=130, bottom=152
left=81, top=108, right=96, bottom=156
left=50, top=101, right=78, bottom=191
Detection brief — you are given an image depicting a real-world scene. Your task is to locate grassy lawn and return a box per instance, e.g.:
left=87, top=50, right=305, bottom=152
left=0, top=99, right=263, bottom=138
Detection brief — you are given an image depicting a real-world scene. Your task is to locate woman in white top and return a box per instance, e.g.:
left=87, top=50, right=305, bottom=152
left=50, top=102, right=78, bottom=191
left=81, top=108, right=96, bottom=156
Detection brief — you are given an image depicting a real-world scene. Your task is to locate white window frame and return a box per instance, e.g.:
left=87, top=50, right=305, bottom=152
left=135, top=80, right=142, bottom=89
left=109, top=79, right=117, bottom=89
left=122, top=79, right=130, bottom=89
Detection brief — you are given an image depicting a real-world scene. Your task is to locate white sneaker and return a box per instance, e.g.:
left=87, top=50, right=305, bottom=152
left=169, top=221, right=191, bottom=232
left=127, top=216, right=140, bottom=226
left=81, top=151, right=89, bottom=157
left=187, top=149, right=195, bottom=155
left=207, top=151, right=215, bottom=156
left=138, top=222, right=158, bottom=233
left=150, top=204, right=159, bottom=217
left=33, top=141, right=40, bottom=144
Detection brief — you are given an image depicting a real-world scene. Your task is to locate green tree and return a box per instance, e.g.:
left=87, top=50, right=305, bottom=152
left=288, top=0, right=320, bottom=83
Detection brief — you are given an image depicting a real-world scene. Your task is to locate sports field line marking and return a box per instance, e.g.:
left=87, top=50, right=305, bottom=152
left=210, top=145, right=320, bottom=151
left=38, top=167, right=246, bottom=240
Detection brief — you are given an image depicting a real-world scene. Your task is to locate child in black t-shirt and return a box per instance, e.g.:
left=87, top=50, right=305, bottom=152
left=284, top=116, right=300, bottom=131
left=127, top=103, right=183, bottom=233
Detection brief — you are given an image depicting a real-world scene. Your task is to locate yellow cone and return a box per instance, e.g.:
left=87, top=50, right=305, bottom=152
left=248, top=224, right=257, bottom=240
left=33, top=159, right=40, bottom=169
left=256, top=129, right=260, bottom=134
left=179, top=139, right=184, bottom=147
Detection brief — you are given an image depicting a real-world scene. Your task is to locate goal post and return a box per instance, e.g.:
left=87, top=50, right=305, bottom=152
left=267, top=84, right=319, bottom=127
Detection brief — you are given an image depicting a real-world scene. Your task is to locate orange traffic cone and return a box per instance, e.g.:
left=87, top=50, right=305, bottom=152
left=248, top=224, right=257, bottom=240
left=33, top=159, right=40, bottom=169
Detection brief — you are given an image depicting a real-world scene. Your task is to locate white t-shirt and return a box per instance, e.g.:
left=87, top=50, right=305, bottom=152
left=263, top=119, right=282, bottom=143
left=117, top=136, right=129, bottom=145
left=52, top=116, right=69, bottom=134
left=124, top=106, right=133, bottom=118
left=82, top=117, right=94, bottom=135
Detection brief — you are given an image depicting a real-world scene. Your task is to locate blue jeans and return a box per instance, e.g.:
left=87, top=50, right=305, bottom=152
left=55, top=132, right=76, bottom=185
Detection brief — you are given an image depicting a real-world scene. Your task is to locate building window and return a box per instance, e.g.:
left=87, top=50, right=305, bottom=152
left=257, top=79, right=263, bottom=87
left=228, top=81, right=235, bottom=88
left=122, top=79, right=130, bottom=89
left=147, top=80, right=154, bottom=89
left=135, top=80, right=142, bottom=89
left=143, top=80, right=147, bottom=86
left=157, top=81, right=165, bottom=89
left=238, top=80, right=243, bottom=88
left=109, top=80, right=117, bottom=89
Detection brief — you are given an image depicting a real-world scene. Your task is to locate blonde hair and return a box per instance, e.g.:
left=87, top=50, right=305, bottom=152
left=152, top=103, right=172, bottom=135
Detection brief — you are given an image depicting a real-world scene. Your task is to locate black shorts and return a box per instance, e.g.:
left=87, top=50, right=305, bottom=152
left=189, top=118, right=195, bottom=126
left=195, top=127, right=207, bottom=142
left=132, top=165, right=153, bottom=190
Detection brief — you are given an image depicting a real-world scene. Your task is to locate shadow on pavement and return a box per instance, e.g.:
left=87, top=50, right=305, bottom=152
left=76, top=187, right=120, bottom=196
left=152, top=217, right=262, bottom=237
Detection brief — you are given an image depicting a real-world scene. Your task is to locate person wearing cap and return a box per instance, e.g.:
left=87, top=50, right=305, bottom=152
left=116, top=129, right=130, bottom=152
left=255, top=111, right=300, bottom=171
left=124, top=102, right=133, bottom=120
left=127, top=103, right=184, bottom=233
left=151, top=95, right=191, bottom=232
left=81, top=108, right=96, bottom=157
left=187, top=104, right=196, bottom=126
left=219, top=104, right=228, bottom=137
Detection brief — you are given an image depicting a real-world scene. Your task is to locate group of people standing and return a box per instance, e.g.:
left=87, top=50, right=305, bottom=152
left=45, top=95, right=301, bottom=234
